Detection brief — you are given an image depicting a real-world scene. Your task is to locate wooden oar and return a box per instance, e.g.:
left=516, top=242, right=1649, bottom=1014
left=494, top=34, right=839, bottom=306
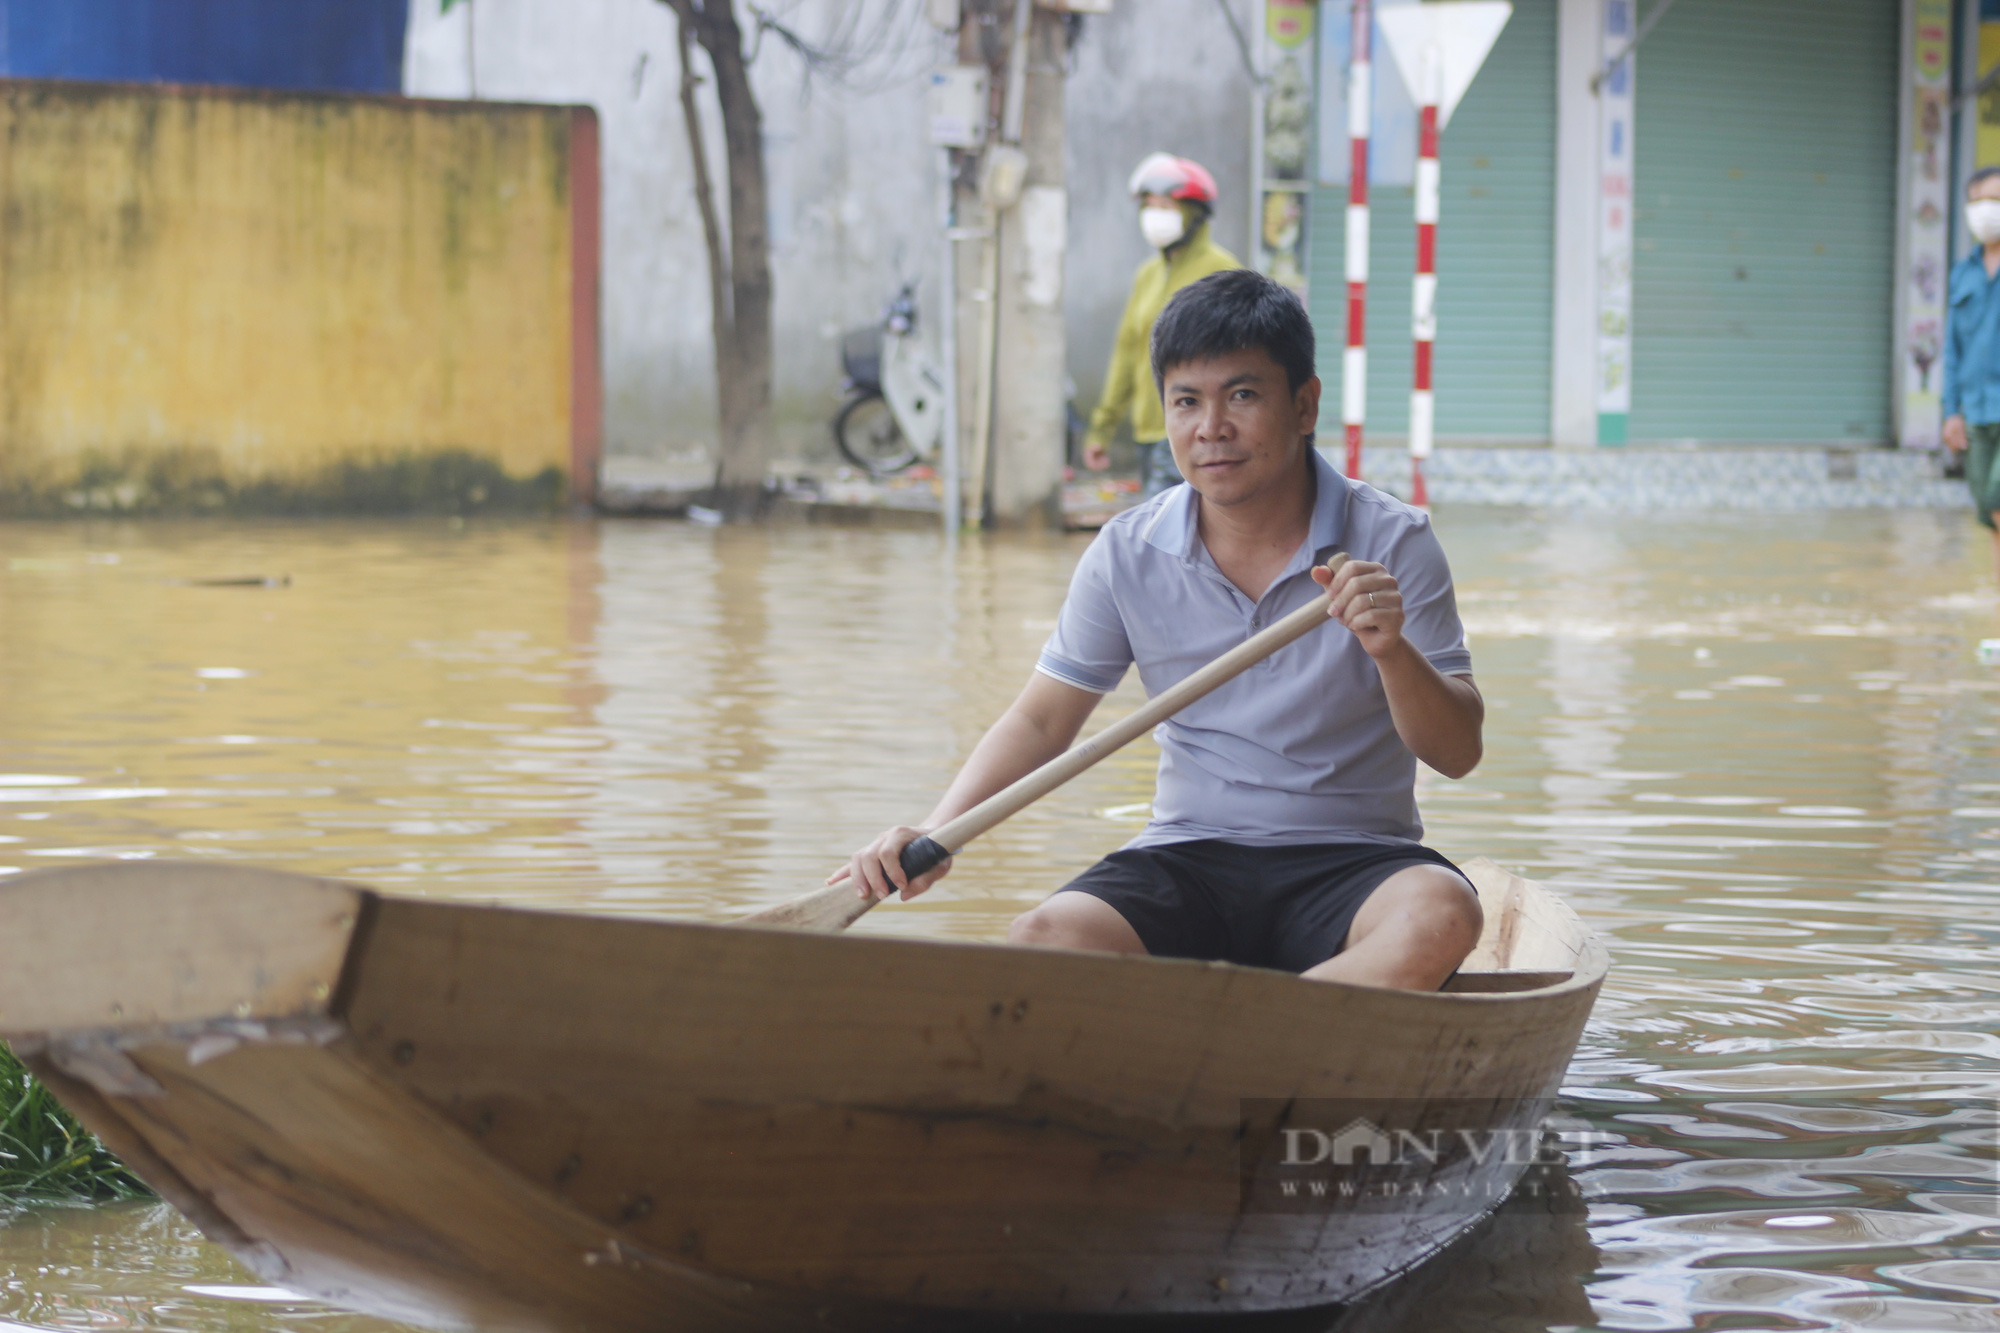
left=744, top=553, right=1351, bottom=933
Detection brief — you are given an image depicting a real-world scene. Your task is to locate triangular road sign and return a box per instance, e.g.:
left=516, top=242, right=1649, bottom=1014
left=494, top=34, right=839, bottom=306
left=1377, top=1, right=1512, bottom=128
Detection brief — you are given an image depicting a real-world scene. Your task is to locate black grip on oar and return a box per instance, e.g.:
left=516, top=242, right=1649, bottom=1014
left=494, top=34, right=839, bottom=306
left=899, top=836, right=952, bottom=882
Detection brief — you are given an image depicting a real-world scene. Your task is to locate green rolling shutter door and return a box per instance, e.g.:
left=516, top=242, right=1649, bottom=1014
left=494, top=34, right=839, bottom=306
left=1308, top=0, right=1557, bottom=441
left=1629, top=0, right=1897, bottom=444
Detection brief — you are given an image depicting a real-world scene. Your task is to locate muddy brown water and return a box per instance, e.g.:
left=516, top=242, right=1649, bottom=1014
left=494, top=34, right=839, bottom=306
left=1, top=508, right=1997, bottom=1332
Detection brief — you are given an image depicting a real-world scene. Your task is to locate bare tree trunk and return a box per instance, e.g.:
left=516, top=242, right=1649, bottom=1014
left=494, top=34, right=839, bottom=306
left=675, top=17, right=734, bottom=439
left=664, top=0, right=773, bottom=518
left=702, top=11, right=773, bottom=508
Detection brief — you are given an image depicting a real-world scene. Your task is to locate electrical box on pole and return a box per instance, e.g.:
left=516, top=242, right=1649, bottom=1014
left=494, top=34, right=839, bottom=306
left=927, top=66, right=989, bottom=148
left=1376, top=0, right=1510, bottom=506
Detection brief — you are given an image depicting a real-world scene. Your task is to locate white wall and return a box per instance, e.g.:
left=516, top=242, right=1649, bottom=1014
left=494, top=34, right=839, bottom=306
left=405, top=0, right=1256, bottom=461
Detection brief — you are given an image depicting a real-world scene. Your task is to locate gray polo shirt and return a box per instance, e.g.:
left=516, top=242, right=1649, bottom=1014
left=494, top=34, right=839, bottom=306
left=1036, top=448, right=1472, bottom=849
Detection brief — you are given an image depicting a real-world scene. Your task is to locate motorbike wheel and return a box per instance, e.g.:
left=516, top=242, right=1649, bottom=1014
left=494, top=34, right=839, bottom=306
left=833, top=391, right=920, bottom=476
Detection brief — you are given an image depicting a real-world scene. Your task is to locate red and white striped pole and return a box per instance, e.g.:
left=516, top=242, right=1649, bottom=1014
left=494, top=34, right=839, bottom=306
left=1409, top=45, right=1441, bottom=508
left=1342, top=0, right=1372, bottom=481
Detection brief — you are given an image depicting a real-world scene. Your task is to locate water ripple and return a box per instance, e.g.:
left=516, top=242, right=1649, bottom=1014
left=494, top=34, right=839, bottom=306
left=2, top=510, right=1999, bottom=1331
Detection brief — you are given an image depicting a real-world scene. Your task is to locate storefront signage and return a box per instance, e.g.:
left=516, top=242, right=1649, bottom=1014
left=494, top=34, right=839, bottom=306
left=1596, top=0, right=1634, bottom=446
left=1267, top=0, right=1314, bottom=48
left=1900, top=0, right=1952, bottom=449
left=1258, top=0, right=1317, bottom=292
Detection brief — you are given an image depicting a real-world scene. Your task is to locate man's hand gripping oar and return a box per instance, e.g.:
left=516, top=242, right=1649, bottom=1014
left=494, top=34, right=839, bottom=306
left=742, top=555, right=1352, bottom=934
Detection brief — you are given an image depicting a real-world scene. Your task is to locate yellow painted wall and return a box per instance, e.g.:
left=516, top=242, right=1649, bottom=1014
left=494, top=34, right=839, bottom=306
left=0, top=82, right=578, bottom=498
left=1981, top=23, right=2000, bottom=168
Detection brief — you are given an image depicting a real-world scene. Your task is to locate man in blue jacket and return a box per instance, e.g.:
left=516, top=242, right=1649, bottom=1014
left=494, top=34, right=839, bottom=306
left=1945, top=166, right=2000, bottom=579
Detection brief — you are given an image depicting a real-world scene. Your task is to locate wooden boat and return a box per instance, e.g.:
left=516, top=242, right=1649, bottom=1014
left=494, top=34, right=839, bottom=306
left=0, top=857, right=1604, bottom=1332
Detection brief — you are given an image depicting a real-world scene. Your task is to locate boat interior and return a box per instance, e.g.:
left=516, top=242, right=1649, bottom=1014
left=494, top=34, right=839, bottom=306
left=1443, top=859, right=1601, bottom=994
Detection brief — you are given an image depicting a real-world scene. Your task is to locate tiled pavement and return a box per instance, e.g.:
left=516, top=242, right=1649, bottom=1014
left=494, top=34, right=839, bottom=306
left=597, top=447, right=1973, bottom=524
left=1351, top=445, right=1968, bottom=511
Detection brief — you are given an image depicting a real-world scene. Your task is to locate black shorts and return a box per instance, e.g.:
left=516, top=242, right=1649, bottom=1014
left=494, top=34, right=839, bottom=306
left=1055, top=839, right=1464, bottom=974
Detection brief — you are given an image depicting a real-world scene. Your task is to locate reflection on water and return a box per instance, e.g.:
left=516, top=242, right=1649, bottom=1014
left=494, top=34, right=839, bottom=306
left=0, top=1203, right=387, bottom=1332
left=2, top=508, right=2000, bottom=1331
left=0, top=1173, right=1600, bottom=1333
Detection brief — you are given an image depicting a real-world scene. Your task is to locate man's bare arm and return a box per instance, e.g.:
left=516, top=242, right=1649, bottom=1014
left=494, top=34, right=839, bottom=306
left=834, top=672, right=1104, bottom=901
left=1312, top=560, right=1484, bottom=778
left=1371, top=647, right=1484, bottom=777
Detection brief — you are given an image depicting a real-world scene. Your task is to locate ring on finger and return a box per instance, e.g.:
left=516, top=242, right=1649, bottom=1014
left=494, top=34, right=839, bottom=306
left=1367, top=591, right=1378, bottom=609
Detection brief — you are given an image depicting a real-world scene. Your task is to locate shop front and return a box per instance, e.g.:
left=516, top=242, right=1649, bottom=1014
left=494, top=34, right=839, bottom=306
left=1256, top=0, right=1948, bottom=458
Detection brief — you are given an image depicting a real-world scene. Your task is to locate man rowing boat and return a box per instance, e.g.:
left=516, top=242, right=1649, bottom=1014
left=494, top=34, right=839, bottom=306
left=836, top=270, right=1484, bottom=991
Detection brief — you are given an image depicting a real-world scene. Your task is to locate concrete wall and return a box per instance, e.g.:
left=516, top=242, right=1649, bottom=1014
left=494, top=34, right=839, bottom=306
left=0, top=81, right=591, bottom=509
left=406, top=0, right=949, bottom=463
left=405, top=0, right=1256, bottom=463
left=1064, top=1, right=1256, bottom=416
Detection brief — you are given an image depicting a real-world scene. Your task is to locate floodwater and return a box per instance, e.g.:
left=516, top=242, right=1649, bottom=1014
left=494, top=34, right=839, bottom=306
left=1, top=506, right=1998, bottom=1332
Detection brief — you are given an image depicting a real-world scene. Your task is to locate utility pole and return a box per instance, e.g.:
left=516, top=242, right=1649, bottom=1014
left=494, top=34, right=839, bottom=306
left=947, top=0, right=1071, bottom=528
left=945, top=8, right=996, bottom=529
left=986, top=1, right=1068, bottom=526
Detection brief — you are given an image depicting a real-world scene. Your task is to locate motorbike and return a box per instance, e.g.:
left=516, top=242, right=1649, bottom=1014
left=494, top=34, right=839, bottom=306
left=834, top=283, right=945, bottom=476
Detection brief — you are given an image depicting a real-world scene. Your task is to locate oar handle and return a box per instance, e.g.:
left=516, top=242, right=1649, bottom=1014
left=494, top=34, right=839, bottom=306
left=897, top=835, right=953, bottom=882
left=744, top=553, right=1351, bottom=933
left=740, top=834, right=954, bottom=932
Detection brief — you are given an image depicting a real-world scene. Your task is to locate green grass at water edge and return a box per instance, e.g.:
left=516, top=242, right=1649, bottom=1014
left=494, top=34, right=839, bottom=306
left=0, top=1042, right=151, bottom=1202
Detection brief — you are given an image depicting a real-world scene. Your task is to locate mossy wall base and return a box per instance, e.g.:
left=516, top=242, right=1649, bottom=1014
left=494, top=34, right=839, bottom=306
left=0, top=446, right=566, bottom=517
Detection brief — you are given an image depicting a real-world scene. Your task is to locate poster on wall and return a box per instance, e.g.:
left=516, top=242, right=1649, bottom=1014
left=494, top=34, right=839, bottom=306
left=1977, top=0, right=2000, bottom=168
left=1901, top=0, right=1951, bottom=449
left=1259, top=0, right=1315, bottom=292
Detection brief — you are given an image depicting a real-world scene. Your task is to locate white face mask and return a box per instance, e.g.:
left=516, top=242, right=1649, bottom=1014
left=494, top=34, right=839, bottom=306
left=1972, top=199, right=2000, bottom=245
left=1140, top=205, right=1186, bottom=249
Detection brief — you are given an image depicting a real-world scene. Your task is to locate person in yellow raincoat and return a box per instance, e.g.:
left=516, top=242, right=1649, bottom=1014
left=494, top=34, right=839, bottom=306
left=1082, top=153, right=1243, bottom=496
